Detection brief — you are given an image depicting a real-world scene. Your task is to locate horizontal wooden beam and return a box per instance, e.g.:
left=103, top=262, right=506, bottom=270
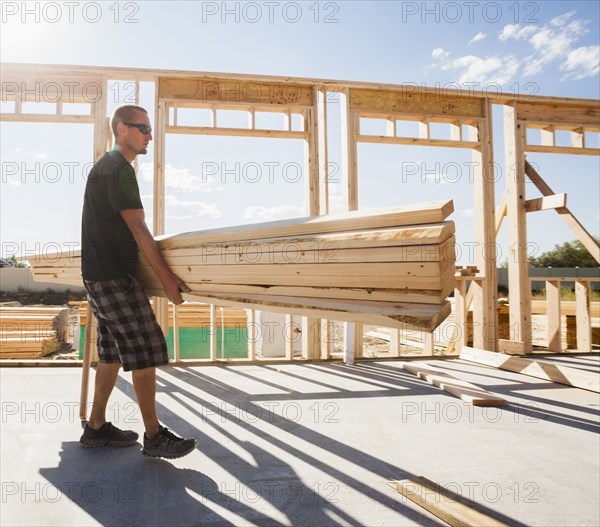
left=2, top=62, right=598, bottom=108
left=516, top=102, right=600, bottom=127
left=357, top=135, right=480, bottom=149
left=524, top=144, right=599, bottom=156
left=350, top=88, right=485, bottom=118
left=525, top=193, right=567, bottom=212
left=165, top=125, right=308, bottom=139
left=159, top=77, right=314, bottom=107
left=0, top=113, right=93, bottom=124
left=461, top=347, right=600, bottom=392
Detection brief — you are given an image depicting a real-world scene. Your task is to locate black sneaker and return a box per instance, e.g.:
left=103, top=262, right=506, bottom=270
left=142, top=426, right=197, bottom=459
left=80, top=422, right=139, bottom=448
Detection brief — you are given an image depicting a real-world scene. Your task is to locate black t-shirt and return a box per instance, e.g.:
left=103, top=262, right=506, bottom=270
left=81, top=150, right=143, bottom=280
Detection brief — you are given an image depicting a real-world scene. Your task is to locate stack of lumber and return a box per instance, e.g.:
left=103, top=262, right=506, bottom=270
left=77, top=301, right=247, bottom=328
left=0, top=306, right=64, bottom=359
left=25, top=200, right=456, bottom=331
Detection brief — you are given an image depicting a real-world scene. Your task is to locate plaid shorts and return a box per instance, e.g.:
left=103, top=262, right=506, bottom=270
left=83, top=273, right=169, bottom=372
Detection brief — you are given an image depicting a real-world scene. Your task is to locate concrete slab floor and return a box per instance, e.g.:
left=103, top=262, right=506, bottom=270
left=1, top=358, right=598, bottom=527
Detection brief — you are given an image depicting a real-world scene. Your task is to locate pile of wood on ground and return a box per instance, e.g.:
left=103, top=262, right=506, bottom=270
left=25, top=200, right=456, bottom=332
left=0, top=305, right=66, bottom=359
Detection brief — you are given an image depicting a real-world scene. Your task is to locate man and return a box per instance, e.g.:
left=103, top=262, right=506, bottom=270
left=80, top=104, right=196, bottom=459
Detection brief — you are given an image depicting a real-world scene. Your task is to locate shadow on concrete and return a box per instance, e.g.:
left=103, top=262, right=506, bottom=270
left=39, top=362, right=529, bottom=526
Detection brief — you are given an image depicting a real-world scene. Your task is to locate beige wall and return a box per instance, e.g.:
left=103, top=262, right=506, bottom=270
left=0, top=268, right=85, bottom=293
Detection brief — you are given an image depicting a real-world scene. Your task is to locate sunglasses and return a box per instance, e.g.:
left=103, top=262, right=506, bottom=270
left=124, top=122, right=152, bottom=135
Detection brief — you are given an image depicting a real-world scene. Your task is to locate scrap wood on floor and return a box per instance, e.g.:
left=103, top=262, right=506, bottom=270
left=400, top=361, right=507, bottom=406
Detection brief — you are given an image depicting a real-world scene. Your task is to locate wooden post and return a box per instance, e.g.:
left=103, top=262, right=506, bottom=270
left=471, top=102, right=497, bottom=350
left=503, top=104, right=531, bottom=352
left=423, top=332, right=434, bottom=356
left=79, top=303, right=94, bottom=423
left=390, top=328, right=401, bottom=357
left=575, top=280, right=591, bottom=352
left=153, top=97, right=169, bottom=333
left=172, top=303, right=180, bottom=362
left=302, top=103, right=322, bottom=360
left=546, top=280, right=561, bottom=352
left=340, top=88, right=362, bottom=363
left=285, top=314, right=294, bottom=360
left=454, top=279, right=467, bottom=354
left=247, top=309, right=256, bottom=361
left=210, top=304, right=217, bottom=361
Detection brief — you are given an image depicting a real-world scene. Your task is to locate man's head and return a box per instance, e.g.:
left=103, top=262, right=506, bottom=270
left=110, top=105, right=152, bottom=160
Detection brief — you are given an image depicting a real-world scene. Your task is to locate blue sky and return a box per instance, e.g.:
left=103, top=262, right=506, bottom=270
left=1, top=0, right=599, bottom=264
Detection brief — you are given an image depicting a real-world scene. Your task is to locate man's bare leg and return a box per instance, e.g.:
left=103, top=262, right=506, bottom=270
left=87, top=362, right=121, bottom=429
left=132, top=366, right=160, bottom=439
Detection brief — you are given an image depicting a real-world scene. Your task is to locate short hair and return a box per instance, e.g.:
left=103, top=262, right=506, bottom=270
left=111, top=105, right=148, bottom=139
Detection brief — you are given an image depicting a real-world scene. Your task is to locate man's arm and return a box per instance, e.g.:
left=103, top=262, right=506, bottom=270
left=119, top=208, right=190, bottom=305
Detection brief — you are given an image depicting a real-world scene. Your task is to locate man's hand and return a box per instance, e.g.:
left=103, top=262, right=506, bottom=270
left=162, top=272, right=191, bottom=305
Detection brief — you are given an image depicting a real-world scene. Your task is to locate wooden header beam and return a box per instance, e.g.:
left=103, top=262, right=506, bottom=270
left=349, top=88, right=485, bottom=118
left=158, top=77, right=314, bottom=107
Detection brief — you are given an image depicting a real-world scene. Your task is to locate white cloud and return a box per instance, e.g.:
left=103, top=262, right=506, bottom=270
left=243, top=205, right=305, bottom=222
left=432, top=47, right=450, bottom=60
left=498, top=24, right=537, bottom=42
left=498, top=12, right=591, bottom=80
left=432, top=11, right=595, bottom=85
left=560, top=45, right=600, bottom=80
left=468, top=32, right=486, bottom=45
left=459, top=208, right=474, bottom=218
left=138, top=162, right=214, bottom=193
left=440, top=54, right=520, bottom=85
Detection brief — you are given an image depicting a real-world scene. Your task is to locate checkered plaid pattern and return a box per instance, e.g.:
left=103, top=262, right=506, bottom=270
left=83, top=273, right=168, bottom=371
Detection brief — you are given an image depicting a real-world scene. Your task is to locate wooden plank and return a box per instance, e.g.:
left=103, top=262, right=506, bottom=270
left=394, top=477, right=510, bottom=527
left=340, top=88, right=358, bottom=211
left=525, top=161, right=600, bottom=263
left=525, top=193, right=567, bottom=212
left=158, top=200, right=454, bottom=247
left=498, top=339, right=527, bottom=355
left=546, top=281, right=562, bottom=352
left=166, top=125, right=308, bottom=139
left=516, top=102, right=600, bottom=127
left=454, top=280, right=467, bottom=354
left=160, top=237, right=457, bottom=265
left=141, top=289, right=452, bottom=332
left=401, top=362, right=507, bottom=406
left=461, top=346, right=600, bottom=392
left=357, top=135, right=480, bottom=149
left=524, top=144, right=599, bottom=156
left=0, top=113, right=93, bottom=123
left=504, top=105, right=532, bottom=351
left=531, top=299, right=600, bottom=317
left=0, top=73, right=103, bottom=103
left=349, top=88, right=485, bottom=118
left=471, top=100, right=497, bottom=351
left=576, top=281, right=592, bottom=353
left=158, top=77, right=314, bottom=107
left=136, top=262, right=452, bottom=289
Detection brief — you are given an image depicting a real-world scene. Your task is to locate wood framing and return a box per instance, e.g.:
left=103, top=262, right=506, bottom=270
left=2, top=62, right=599, bottom=365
